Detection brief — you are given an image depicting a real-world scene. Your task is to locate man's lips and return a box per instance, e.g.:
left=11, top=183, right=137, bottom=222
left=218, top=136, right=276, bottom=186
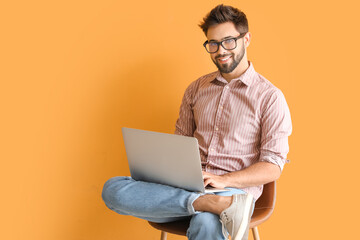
left=216, top=55, right=232, bottom=63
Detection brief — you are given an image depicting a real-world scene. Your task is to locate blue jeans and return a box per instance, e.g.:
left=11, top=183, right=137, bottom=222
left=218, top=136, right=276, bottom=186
left=102, top=176, right=248, bottom=240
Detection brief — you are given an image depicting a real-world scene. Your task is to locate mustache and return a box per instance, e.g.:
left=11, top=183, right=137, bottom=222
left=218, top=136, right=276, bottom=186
left=215, top=54, right=233, bottom=60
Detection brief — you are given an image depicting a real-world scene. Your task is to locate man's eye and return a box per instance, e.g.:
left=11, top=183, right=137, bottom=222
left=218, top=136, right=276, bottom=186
left=209, top=42, right=218, bottom=47
left=224, top=39, right=234, bottom=44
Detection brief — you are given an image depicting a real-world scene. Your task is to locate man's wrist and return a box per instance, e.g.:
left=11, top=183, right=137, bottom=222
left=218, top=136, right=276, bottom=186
left=221, top=173, right=233, bottom=188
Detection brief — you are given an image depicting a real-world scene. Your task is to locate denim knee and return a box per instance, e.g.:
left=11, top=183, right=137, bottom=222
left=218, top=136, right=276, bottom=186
left=101, top=176, right=133, bottom=211
left=187, top=212, right=224, bottom=240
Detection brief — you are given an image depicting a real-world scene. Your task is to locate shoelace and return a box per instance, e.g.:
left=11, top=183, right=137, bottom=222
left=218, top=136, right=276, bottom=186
left=220, top=194, right=238, bottom=240
left=219, top=218, right=230, bottom=239
left=219, top=195, right=238, bottom=239
left=219, top=212, right=231, bottom=239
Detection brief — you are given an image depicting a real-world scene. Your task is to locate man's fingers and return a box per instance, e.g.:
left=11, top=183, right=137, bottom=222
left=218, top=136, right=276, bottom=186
left=203, top=178, right=212, bottom=187
left=203, top=171, right=215, bottom=178
left=202, top=172, right=213, bottom=179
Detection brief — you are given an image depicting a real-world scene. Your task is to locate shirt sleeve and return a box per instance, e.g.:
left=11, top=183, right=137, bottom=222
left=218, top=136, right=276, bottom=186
left=259, top=89, right=292, bottom=171
left=175, top=82, right=197, bottom=137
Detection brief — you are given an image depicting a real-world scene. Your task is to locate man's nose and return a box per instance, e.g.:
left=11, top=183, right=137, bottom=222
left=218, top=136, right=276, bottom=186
left=217, top=44, right=228, bottom=54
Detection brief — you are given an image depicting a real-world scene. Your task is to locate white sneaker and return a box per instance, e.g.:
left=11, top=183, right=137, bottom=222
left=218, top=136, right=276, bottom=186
left=219, top=194, right=254, bottom=240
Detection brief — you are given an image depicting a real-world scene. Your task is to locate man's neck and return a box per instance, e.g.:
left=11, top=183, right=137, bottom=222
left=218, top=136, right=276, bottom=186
left=221, top=60, right=250, bottom=83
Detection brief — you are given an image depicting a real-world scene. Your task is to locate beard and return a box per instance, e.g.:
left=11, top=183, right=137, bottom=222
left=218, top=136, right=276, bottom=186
left=212, top=41, right=245, bottom=74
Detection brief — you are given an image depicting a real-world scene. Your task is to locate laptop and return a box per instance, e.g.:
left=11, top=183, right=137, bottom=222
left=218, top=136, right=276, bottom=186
left=122, top=127, right=228, bottom=193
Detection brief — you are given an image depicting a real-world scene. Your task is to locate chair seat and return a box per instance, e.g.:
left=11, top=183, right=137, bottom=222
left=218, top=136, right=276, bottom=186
left=149, top=219, right=189, bottom=236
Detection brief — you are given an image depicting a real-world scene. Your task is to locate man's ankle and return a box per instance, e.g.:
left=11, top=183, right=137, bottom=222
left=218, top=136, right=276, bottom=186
left=193, top=195, right=232, bottom=215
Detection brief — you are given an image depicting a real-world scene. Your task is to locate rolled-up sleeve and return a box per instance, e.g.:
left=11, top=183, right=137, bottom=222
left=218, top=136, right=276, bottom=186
left=259, top=89, right=292, bottom=171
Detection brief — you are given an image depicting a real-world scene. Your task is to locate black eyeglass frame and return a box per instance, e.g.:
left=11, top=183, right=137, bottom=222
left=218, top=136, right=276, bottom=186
left=203, top=32, right=247, bottom=53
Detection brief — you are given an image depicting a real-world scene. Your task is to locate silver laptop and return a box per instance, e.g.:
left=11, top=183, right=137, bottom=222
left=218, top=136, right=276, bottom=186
left=122, top=127, right=228, bottom=193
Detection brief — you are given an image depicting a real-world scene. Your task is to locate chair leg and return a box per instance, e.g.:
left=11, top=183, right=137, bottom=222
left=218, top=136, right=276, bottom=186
left=252, top=227, right=260, bottom=240
left=160, top=231, right=167, bottom=240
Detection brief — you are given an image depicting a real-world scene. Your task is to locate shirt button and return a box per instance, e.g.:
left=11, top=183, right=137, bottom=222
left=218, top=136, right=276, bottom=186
left=225, top=86, right=229, bottom=89
left=220, top=106, right=223, bottom=109
left=210, top=148, right=215, bottom=152
left=215, top=127, right=219, bottom=131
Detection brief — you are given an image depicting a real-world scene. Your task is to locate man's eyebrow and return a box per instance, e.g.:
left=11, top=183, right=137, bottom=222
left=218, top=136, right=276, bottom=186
left=208, top=36, right=235, bottom=42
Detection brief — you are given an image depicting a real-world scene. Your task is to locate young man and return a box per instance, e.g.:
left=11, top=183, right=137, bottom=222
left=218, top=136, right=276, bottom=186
left=102, top=4, right=292, bottom=240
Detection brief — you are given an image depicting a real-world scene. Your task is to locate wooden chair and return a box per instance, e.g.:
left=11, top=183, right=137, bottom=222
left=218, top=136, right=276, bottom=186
left=148, top=181, right=276, bottom=240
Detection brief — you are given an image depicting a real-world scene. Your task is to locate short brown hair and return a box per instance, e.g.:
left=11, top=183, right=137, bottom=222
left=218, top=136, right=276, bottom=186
left=199, top=4, right=249, bottom=35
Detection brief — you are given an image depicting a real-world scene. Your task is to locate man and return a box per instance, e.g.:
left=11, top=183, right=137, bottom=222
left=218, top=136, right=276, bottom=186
left=102, top=4, right=292, bottom=240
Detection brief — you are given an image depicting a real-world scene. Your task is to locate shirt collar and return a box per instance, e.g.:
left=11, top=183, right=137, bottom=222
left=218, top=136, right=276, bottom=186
left=214, top=62, right=256, bottom=87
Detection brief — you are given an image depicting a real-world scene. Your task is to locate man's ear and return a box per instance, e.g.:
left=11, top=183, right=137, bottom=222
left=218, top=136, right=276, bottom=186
left=244, top=32, right=251, bottom=48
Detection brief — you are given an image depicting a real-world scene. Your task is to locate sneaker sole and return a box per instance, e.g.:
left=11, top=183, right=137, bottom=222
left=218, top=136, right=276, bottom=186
left=234, top=194, right=254, bottom=240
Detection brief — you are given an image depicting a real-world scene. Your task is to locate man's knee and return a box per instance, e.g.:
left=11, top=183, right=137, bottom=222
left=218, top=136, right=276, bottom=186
left=101, top=176, right=132, bottom=207
left=187, top=212, right=224, bottom=239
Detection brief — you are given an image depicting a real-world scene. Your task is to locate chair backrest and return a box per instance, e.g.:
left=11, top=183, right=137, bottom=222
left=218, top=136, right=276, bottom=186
left=255, top=181, right=276, bottom=208
left=249, top=181, right=276, bottom=228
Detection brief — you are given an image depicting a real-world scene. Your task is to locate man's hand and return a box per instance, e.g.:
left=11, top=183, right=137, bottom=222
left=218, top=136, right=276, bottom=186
left=202, top=171, right=229, bottom=189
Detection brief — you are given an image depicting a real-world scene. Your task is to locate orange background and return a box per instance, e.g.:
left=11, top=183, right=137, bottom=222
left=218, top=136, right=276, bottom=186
left=1, top=0, right=359, bottom=239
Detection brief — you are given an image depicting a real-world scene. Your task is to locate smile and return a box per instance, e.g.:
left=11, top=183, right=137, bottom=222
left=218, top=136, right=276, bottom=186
left=217, top=55, right=232, bottom=63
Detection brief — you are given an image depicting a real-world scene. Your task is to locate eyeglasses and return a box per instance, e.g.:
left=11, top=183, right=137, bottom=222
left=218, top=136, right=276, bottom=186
left=203, top=32, right=247, bottom=53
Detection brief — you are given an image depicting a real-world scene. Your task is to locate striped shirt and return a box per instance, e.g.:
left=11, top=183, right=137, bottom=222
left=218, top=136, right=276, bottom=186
left=175, top=62, right=292, bottom=200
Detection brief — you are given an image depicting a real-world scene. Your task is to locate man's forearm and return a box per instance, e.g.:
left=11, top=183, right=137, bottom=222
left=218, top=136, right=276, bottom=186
left=223, top=162, right=281, bottom=188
